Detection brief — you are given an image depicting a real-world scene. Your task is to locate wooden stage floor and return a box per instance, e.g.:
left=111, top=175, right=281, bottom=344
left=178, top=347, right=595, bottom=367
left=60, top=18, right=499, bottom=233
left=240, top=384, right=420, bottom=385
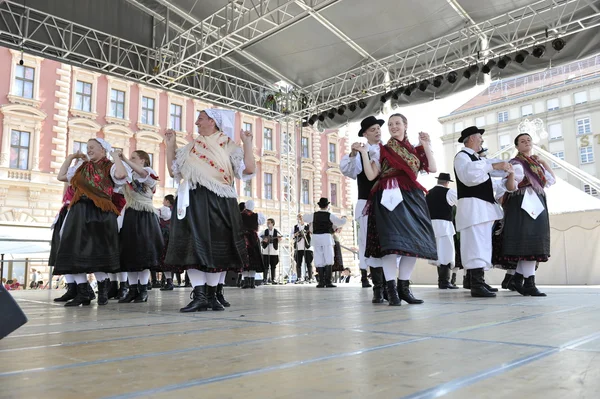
left=2, top=284, right=600, bottom=398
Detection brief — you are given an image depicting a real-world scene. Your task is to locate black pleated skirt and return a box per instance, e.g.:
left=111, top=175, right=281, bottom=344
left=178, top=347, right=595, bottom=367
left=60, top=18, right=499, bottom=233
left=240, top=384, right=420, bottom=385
left=53, top=198, right=120, bottom=275
left=163, top=186, right=248, bottom=273
left=242, top=230, right=264, bottom=272
left=48, top=205, right=68, bottom=267
left=333, top=241, right=344, bottom=272
left=120, top=208, right=164, bottom=272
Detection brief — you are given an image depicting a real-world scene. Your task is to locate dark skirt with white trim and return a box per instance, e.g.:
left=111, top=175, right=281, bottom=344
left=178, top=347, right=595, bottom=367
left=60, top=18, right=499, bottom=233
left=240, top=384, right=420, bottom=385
left=119, top=208, right=164, bottom=272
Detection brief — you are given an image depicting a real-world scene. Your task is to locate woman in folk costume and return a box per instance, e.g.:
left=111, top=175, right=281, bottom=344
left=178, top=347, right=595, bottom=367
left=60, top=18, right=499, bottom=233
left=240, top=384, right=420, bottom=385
left=240, top=200, right=265, bottom=289
left=164, top=109, right=255, bottom=312
left=53, top=138, right=129, bottom=306
left=497, top=133, right=555, bottom=296
left=362, top=113, right=438, bottom=306
left=332, top=227, right=345, bottom=276
left=117, top=150, right=164, bottom=303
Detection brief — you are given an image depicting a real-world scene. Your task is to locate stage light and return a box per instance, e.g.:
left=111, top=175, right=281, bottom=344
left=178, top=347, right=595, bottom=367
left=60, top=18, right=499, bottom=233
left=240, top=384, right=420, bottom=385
left=515, top=50, right=529, bottom=64
left=358, top=99, right=367, bottom=109
left=481, top=59, right=496, bottom=74
left=463, top=64, right=479, bottom=80
left=419, top=79, right=430, bottom=92
left=433, top=75, right=444, bottom=88
left=447, top=71, right=458, bottom=84
left=409, top=83, right=418, bottom=91
left=308, top=115, right=318, bottom=125
left=552, top=38, right=566, bottom=52
left=337, top=105, right=346, bottom=115
left=318, top=112, right=326, bottom=122
left=348, top=102, right=357, bottom=112
left=392, top=88, right=402, bottom=100
left=302, top=121, right=310, bottom=127
left=497, top=55, right=512, bottom=69
left=532, top=45, right=545, bottom=58
left=403, top=86, right=412, bottom=96
left=327, top=108, right=336, bottom=119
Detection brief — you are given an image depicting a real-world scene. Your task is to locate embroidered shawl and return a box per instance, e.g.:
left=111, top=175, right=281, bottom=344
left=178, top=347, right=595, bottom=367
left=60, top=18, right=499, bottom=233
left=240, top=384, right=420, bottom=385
left=510, top=152, right=547, bottom=194
left=69, top=158, right=119, bottom=214
left=371, top=137, right=429, bottom=194
left=124, top=170, right=160, bottom=214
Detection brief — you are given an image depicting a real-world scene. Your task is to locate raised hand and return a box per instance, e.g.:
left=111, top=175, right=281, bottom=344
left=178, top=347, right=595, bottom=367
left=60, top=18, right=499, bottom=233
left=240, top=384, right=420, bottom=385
left=110, top=148, right=122, bottom=160
left=164, top=129, right=176, bottom=147
left=240, top=129, right=253, bottom=145
left=418, top=131, right=431, bottom=146
left=492, top=161, right=512, bottom=173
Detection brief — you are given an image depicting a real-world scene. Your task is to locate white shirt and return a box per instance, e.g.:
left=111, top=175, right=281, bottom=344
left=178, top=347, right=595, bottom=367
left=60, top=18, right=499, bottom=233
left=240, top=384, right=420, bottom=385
left=340, top=144, right=381, bottom=179
left=303, top=211, right=347, bottom=247
left=158, top=206, right=172, bottom=221
left=260, top=228, right=281, bottom=255
left=292, top=223, right=312, bottom=251
left=430, top=185, right=457, bottom=238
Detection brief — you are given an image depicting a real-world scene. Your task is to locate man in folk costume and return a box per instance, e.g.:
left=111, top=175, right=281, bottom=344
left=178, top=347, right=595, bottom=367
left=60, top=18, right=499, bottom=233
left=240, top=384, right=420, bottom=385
left=426, top=173, right=459, bottom=289
left=340, top=116, right=385, bottom=299
left=453, top=126, right=516, bottom=298
left=260, top=219, right=283, bottom=284
left=303, top=198, right=347, bottom=288
left=165, top=109, right=255, bottom=312
left=240, top=200, right=265, bottom=289
left=292, top=213, right=313, bottom=283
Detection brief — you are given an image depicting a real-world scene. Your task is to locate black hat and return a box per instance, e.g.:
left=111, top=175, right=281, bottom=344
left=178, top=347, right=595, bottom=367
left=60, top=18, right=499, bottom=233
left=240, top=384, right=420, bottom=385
left=458, top=126, right=485, bottom=143
left=358, top=116, right=384, bottom=137
left=317, top=197, right=330, bottom=208
left=435, top=173, right=453, bottom=182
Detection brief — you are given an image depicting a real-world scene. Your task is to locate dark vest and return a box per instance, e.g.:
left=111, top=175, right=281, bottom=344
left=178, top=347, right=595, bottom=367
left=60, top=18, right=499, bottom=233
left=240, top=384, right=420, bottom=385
left=241, top=210, right=259, bottom=232
left=313, top=211, right=334, bottom=234
left=454, top=151, right=496, bottom=204
left=261, top=228, right=279, bottom=250
left=426, top=186, right=453, bottom=221
left=357, top=155, right=376, bottom=200
left=293, top=224, right=312, bottom=249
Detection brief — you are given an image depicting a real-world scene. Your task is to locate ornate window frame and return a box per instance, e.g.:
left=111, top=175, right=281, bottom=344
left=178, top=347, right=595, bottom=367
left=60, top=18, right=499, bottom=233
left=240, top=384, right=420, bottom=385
left=137, top=86, right=161, bottom=132
left=168, top=93, right=188, bottom=135
left=67, top=118, right=102, bottom=155
left=105, top=76, right=132, bottom=126
left=70, top=67, right=100, bottom=119
left=102, top=124, right=134, bottom=157
left=326, top=168, right=344, bottom=211
left=0, top=104, right=47, bottom=171
left=8, top=49, right=44, bottom=108
left=135, top=131, right=163, bottom=171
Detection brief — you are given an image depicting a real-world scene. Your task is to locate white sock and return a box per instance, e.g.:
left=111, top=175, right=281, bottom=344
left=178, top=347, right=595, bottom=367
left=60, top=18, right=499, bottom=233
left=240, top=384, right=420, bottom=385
left=398, top=257, right=417, bottom=280
left=139, top=269, right=151, bottom=285
left=73, top=274, right=87, bottom=284
left=382, top=254, right=398, bottom=281
left=218, top=271, right=226, bottom=284
left=506, top=269, right=515, bottom=275
left=242, top=271, right=249, bottom=278
left=249, top=270, right=256, bottom=278
left=519, top=260, right=536, bottom=278
left=95, top=272, right=108, bottom=281
left=164, top=272, right=172, bottom=279
left=108, top=273, right=117, bottom=281
left=206, top=272, right=220, bottom=287
left=118, top=272, right=128, bottom=282
left=128, top=272, right=139, bottom=285
left=187, top=269, right=207, bottom=287
left=64, top=274, right=75, bottom=284
left=516, top=263, right=524, bottom=274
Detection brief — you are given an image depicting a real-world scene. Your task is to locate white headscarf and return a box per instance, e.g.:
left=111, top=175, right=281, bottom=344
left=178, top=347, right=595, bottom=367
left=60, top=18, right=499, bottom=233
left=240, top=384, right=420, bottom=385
left=204, top=108, right=235, bottom=140
left=245, top=199, right=255, bottom=211
left=93, top=137, right=112, bottom=155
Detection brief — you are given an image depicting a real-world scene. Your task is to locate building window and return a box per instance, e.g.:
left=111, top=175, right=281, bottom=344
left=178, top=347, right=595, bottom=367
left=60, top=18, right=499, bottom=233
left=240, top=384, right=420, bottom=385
left=547, top=98, right=559, bottom=111
left=454, top=121, right=464, bottom=133
left=141, top=97, right=155, bottom=125
left=498, top=111, right=509, bottom=123
left=499, top=134, right=511, bottom=149
left=243, top=122, right=252, bottom=133
left=330, top=183, right=338, bottom=206
left=10, top=130, right=30, bottom=170
left=264, top=172, right=273, bottom=199
left=580, top=146, right=594, bottom=164
left=73, top=140, right=88, bottom=155
left=301, top=137, right=310, bottom=158
left=576, top=118, right=591, bottom=135
left=329, top=142, right=337, bottom=163
left=301, top=179, right=310, bottom=204
left=110, top=89, right=125, bottom=119
left=14, top=65, right=35, bottom=99
left=551, top=151, right=564, bottom=168
left=475, top=116, right=485, bottom=127
left=521, top=104, right=533, bottom=117
left=263, top=128, right=273, bottom=151
left=548, top=123, right=562, bottom=140
left=147, top=153, right=154, bottom=169
left=282, top=132, right=289, bottom=154
left=283, top=176, right=290, bottom=201
left=574, top=91, right=588, bottom=105
left=74, top=81, right=92, bottom=112
left=170, top=104, right=182, bottom=131
left=243, top=180, right=252, bottom=197
left=584, top=184, right=599, bottom=197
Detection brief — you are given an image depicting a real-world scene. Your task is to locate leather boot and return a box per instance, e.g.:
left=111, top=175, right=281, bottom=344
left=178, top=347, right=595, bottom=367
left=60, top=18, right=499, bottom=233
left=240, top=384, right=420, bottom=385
left=107, top=280, right=119, bottom=299
left=385, top=280, right=401, bottom=306
left=160, top=278, right=174, bottom=291
left=207, top=285, right=225, bottom=311
left=146, top=281, right=153, bottom=290
left=64, top=283, right=92, bottom=307
left=371, top=267, right=385, bottom=303
left=180, top=285, right=209, bottom=312
left=361, top=269, right=372, bottom=288
left=236, top=273, right=242, bottom=288
left=316, top=268, right=325, bottom=288
left=450, top=272, right=457, bottom=287
left=134, top=283, right=148, bottom=303
left=463, top=269, right=471, bottom=289
left=507, top=272, right=525, bottom=295
left=250, top=277, right=256, bottom=289
left=398, top=279, right=424, bottom=304
left=438, top=265, right=456, bottom=289
left=119, top=284, right=139, bottom=303
left=87, top=283, right=96, bottom=300
left=470, top=268, right=496, bottom=298
left=241, top=278, right=250, bottom=289
left=54, top=282, right=77, bottom=302
left=216, top=283, right=231, bottom=307
left=325, top=266, right=337, bottom=288
left=97, top=279, right=109, bottom=305
left=483, top=282, right=498, bottom=292
left=151, top=272, right=161, bottom=288
left=523, top=275, right=546, bottom=297
left=117, top=281, right=129, bottom=301
left=501, top=273, right=513, bottom=290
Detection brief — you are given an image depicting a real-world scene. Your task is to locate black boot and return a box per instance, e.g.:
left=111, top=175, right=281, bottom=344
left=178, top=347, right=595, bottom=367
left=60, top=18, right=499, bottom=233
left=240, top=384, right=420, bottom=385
left=97, top=279, right=109, bottom=305
left=207, top=285, right=225, bottom=311
left=483, top=282, right=498, bottom=292
left=316, top=268, right=325, bottom=288
left=160, top=278, right=174, bottom=291
left=146, top=280, right=152, bottom=290
left=325, top=266, right=337, bottom=288
left=371, top=267, right=385, bottom=304
left=64, top=283, right=92, bottom=307
left=463, top=269, right=471, bottom=289
left=87, top=283, right=96, bottom=300
left=134, top=283, right=148, bottom=303
left=107, top=280, right=119, bottom=299
left=151, top=272, right=161, bottom=288
left=250, top=277, right=256, bottom=289
left=507, top=272, right=525, bottom=295
left=361, top=269, right=372, bottom=288
left=438, top=265, right=457, bottom=289
left=398, top=279, right=424, bottom=304
left=180, top=285, right=210, bottom=312
left=236, top=274, right=242, bottom=288
left=450, top=272, right=457, bottom=287
left=385, top=280, right=401, bottom=306
left=241, top=278, right=250, bottom=289
left=501, top=273, right=513, bottom=290
left=470, top=268, right=496, bottom=298
left=54, top=282, right=77, bottom=302
left=523, top=275, right=546, bottom=297
left=119, top=284, right=139, bottom=303
left=216, top=283, right=231, bottom=307
left=117, top=281, right=129, bottom=301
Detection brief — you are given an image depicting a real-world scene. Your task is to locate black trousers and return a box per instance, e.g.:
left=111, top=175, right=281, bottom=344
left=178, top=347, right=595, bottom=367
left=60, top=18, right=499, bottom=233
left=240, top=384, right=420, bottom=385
left=295, top=250, right=313, bottom=280
left=262, top=255, right=279, bottom=282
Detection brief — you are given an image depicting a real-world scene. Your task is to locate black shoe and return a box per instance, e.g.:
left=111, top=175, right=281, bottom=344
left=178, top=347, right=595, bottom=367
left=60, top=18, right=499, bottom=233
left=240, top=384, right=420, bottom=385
left=160, top=278, right=174, bottom=291
left=87, top=283, right=96, bottom=300
left=97, top=279, right=109, bottom=305
left=250, top=277, right=256, bottom=289
left=450, top=272, right=457, bottom=286
left=146, top=282, right=153, bottom=291
left=484, top=283, right=498, bottom=292
left=241, top=279, right=250, bottom=289
left=152, top=280, right=161, bottom=289
left=180, top=285, right=209, bottom=312
left=64, top=283, right=92, bottom=307
left=119, top=284, right=139, bottom=303
left=507, top=272, right=525, bottom=295
left=216, top=283, right=231, bottom=307
left=371, top=267, right=385, bottom=304
left=463, top=270, right=471, bottom=289
left=207, top=285, right=225, bottom=311
left=117, top=281, right=129, bottom=300
left=316, top=268, right=325, bottom=288
left=360, top=269, right=372, bottom=288
left=54, top=282, right=77, bottom=302
left=438, top=264, right=458, bottom=289
left=501, top=273, right=513, bottom=290
left=398, top=279, right=424, bottom=304
left=470, top=268, right=496, bottom=298
left=385, top=280, right=401, bottom=306
left=523, top=275, right=546, bottom=297
left=107, top=280, right=119, bottom=299
left=134, top=284, right=148, bottom=303
left=325, top=266, right=337, bottom=288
